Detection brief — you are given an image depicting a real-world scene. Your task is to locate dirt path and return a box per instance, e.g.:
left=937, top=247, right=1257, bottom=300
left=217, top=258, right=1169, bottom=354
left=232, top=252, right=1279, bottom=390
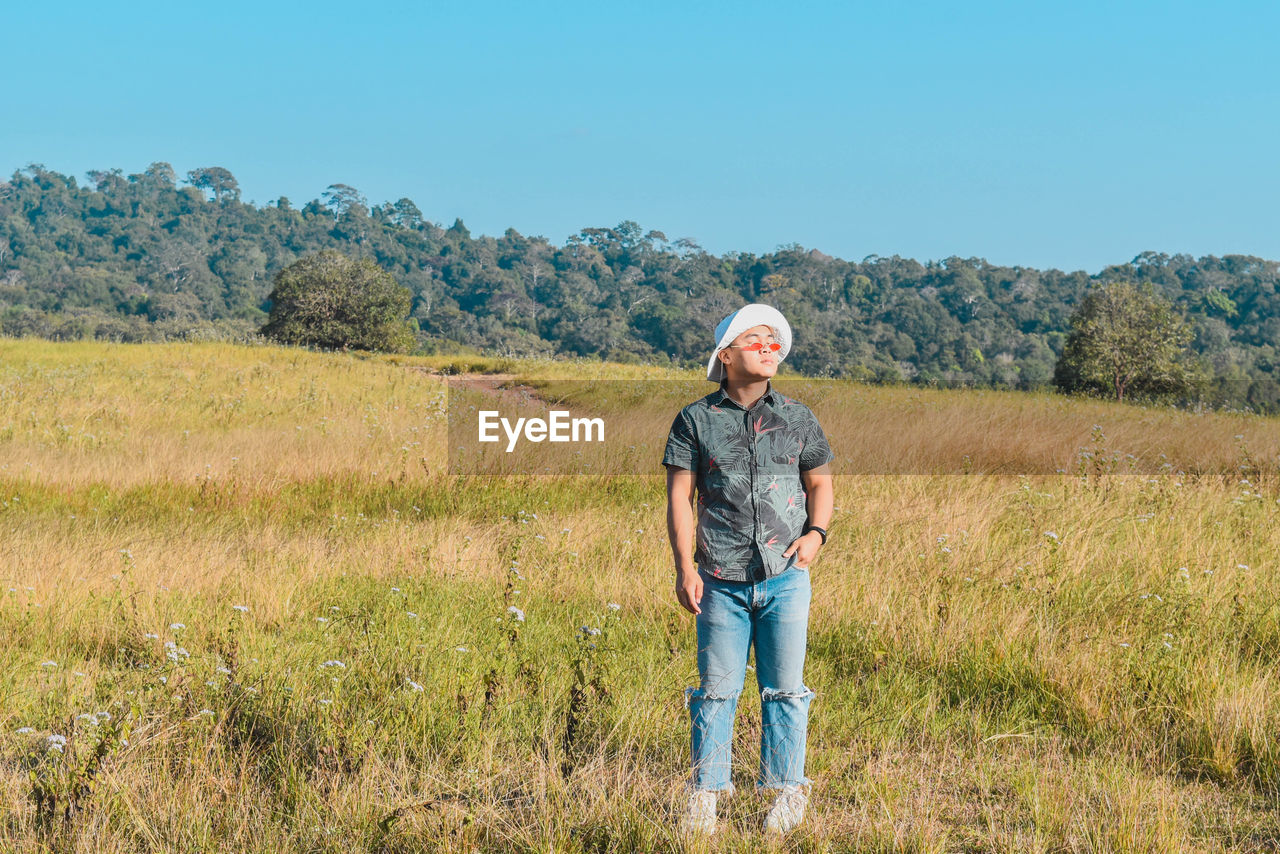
left=406, top=368, right=550, bottom=408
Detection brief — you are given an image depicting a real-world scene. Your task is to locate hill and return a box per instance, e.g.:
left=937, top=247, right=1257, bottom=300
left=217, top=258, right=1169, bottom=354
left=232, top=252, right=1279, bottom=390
left=3, top=163, right=1279, bottom=413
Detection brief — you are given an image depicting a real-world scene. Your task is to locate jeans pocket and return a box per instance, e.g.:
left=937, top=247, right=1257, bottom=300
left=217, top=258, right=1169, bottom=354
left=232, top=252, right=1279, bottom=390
left=787, top=552, right=809, bottom=572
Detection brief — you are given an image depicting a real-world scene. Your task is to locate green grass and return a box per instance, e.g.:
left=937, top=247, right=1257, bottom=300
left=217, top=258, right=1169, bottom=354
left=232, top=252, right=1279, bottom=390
left=2, top=336, right=1280, bottom=851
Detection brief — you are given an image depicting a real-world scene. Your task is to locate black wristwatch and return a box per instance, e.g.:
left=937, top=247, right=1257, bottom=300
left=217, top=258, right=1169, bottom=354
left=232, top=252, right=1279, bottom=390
left=803, top=525, right=828, bottom=545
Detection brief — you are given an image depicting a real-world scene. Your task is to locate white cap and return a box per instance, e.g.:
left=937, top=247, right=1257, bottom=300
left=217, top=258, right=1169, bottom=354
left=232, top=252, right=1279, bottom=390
left=706, top=303, right=792, bottom=382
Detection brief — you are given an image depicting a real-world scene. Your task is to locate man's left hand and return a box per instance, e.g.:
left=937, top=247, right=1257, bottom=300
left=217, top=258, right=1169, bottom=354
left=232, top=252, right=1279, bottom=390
left=782, top=531, right=823, bottom=569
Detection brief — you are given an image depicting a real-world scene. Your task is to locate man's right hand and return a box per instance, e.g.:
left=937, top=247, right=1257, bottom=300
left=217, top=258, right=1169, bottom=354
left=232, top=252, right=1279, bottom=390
left=675, top=567, right=703, bottom=615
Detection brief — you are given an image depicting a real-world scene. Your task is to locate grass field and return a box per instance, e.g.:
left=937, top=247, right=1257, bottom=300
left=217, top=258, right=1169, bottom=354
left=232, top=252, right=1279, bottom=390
left=2, top=337, right=1279, bottom=853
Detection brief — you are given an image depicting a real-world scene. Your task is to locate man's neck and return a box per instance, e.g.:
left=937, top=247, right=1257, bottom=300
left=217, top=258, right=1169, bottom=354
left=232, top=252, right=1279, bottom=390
left=721, top=377, right=771, bottom=409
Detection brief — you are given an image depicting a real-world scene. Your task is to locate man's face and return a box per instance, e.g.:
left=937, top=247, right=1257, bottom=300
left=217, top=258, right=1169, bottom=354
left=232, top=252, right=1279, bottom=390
left=719, top=324, right=779, bottom=381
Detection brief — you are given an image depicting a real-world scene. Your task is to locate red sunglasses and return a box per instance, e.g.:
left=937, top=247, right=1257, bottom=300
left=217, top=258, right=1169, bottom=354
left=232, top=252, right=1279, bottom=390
left=729, top=341, right=782, bottom=352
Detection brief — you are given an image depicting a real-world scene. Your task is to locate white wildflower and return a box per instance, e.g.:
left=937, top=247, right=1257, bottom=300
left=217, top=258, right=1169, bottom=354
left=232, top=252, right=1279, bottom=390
left=232, top=605, right=249, bottom=613
left=406, top=679, right=425, bottom=692
left=319, top=660, right=346, bottom=669
left=507, top=606, right=525, bottom=622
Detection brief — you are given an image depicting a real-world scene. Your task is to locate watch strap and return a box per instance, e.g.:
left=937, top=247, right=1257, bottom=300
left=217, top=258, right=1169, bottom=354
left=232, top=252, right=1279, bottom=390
left=804, top=525, right=828, bottom=545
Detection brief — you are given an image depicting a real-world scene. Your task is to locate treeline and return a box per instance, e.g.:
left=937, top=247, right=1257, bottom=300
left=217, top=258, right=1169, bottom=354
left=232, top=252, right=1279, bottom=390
left=1, top=162, right=1278, bottom=411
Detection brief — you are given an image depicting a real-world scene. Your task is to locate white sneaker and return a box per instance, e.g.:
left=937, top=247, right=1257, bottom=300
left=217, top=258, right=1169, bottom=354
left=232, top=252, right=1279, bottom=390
left=682, top=789, right=717, bottom=836
left=763, top=784, right=807, bottom=835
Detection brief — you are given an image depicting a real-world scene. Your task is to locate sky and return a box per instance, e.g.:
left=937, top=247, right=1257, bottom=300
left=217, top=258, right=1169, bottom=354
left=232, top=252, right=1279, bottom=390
left=5, top=0, right=1278, bottom=273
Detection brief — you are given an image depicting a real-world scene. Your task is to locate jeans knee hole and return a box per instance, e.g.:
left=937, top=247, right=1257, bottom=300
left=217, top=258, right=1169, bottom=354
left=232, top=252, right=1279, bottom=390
left=760, top=686, right=815, bottom=702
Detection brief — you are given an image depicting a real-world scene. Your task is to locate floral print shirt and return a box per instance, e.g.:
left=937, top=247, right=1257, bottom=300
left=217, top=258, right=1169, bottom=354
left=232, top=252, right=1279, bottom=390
left=662, top=380, right=833, bottom=583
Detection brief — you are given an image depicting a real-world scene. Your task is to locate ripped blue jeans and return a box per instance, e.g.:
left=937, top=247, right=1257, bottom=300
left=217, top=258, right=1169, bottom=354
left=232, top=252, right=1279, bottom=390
left=686, top=564, right=813, bottom=793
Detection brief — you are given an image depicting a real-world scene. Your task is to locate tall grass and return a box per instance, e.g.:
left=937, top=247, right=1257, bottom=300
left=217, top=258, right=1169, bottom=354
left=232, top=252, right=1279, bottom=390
left=1, top=336, right=1278, bottom=852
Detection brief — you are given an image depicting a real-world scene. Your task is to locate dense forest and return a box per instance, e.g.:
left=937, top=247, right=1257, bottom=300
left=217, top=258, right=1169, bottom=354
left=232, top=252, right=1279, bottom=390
left=2, top=162, right=1278, bottom=411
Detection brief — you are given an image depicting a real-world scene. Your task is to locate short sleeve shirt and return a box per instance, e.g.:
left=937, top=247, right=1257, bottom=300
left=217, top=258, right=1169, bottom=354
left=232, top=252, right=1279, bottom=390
left=662, top=380, right=833, bottom=583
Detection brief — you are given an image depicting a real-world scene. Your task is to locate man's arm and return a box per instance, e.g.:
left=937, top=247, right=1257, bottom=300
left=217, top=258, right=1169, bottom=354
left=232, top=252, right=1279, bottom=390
left=665, top=465, right=702, bottom=615
left=782, top=462, right=833, bottom=568
left=801, top=462, right=833, bottom=531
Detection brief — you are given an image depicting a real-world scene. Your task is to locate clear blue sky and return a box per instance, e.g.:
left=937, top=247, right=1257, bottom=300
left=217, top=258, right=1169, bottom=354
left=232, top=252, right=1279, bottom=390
left=6, top=0, right=1278, bottom=273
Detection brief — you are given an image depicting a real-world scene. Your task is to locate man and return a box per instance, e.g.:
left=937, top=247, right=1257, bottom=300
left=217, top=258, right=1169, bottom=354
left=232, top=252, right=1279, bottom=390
left=662, top=303, right=834, bottom=837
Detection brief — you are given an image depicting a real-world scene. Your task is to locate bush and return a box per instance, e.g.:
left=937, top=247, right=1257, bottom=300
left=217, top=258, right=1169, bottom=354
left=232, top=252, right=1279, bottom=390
left=259, top=250, right=417, bottom=353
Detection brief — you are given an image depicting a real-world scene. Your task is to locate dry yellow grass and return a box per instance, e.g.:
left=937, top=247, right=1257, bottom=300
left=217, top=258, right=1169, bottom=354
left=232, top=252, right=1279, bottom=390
left=1, top=336, right=1278, bottom=852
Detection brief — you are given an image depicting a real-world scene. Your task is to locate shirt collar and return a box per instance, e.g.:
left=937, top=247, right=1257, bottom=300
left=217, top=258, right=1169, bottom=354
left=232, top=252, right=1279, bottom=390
left=712, top=379, right=777, bottom=410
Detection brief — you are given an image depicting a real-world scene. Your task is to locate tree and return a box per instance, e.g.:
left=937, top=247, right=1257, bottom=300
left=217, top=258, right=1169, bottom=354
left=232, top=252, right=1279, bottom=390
left=389, top=197, right=424, bottom=229
left=1053, top=281, right=1207, bottom=403
left=135, top=161, right=176, bottom=190
left=322, top=183, right=368, bottom=218
left=86, top=168, right=125, bottom=193
left=186, top=167, right=240, bottom=203
left=259, top=250, right=417, bottom=353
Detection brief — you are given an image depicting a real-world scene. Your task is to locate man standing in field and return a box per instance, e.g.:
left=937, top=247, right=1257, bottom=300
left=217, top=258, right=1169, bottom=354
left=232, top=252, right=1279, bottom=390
left=663, top=303, right=834, bottom=837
